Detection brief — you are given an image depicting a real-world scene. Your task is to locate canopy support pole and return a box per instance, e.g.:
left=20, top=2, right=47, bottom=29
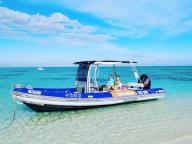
left=131, top=63, right=140, bottom=82
left=113, top=64, right=117, bottom=79
left=94, top=64, right=99, bottom=91
left=87, top=65, right=91, bottom=93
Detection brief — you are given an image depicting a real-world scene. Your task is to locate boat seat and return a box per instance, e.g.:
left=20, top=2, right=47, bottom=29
left=90, top=86, right=99, bottom=92
left=111, top=89, right=137, bottom=97
left=127, top=82, right=144, bottom=88
left=98, top=85, right=108, bottom=91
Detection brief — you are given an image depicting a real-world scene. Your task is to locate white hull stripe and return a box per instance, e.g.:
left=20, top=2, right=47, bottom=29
left=12, top=92, right=164, bottom=107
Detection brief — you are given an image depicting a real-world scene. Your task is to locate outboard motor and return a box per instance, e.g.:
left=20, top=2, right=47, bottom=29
left=138, top=74, right=151, bottom=89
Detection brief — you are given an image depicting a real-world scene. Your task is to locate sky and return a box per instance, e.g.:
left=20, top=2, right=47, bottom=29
left=0, top=0, right=192, bottom=66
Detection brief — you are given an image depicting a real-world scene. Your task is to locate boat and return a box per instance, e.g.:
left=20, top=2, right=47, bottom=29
left=37, top=67, right=44, bottom=71
left=12, top=60, right=165, bottom=112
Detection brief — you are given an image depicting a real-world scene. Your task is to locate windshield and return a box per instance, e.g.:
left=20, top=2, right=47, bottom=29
left=76, top=64, right=90, bottom=82
left=96, top=66, right=136, bottom=86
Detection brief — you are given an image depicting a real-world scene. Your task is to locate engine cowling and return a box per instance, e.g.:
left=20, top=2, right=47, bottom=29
left=138, top=74, right=151, bottom=89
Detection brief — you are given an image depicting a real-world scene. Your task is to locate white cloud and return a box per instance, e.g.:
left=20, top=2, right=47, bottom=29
left=55, top=0, right=192, bottom=38
left=0, top=6, right=128, bottom=63
left=0, top=6, right=126, bottom=60
left=0, top=6, right=112, bottom=41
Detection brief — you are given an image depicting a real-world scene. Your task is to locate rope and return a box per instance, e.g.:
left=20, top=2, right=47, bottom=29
left=0, top=85, right=17, bottom=136
left=0, top=100, right=17, bottom=136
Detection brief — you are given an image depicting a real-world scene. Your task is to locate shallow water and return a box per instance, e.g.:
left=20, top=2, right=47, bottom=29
left=0, top=66, right=192, bottom=144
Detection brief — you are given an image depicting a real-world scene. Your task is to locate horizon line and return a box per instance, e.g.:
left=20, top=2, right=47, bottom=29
left=0, top=65, right=191, bottom=68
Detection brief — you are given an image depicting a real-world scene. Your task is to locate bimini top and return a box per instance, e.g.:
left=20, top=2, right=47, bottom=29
left=74, top=60, right=137, bottom=65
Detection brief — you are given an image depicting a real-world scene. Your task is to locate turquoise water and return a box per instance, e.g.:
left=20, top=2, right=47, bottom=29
left=0, top=66, right=192, bottom=144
